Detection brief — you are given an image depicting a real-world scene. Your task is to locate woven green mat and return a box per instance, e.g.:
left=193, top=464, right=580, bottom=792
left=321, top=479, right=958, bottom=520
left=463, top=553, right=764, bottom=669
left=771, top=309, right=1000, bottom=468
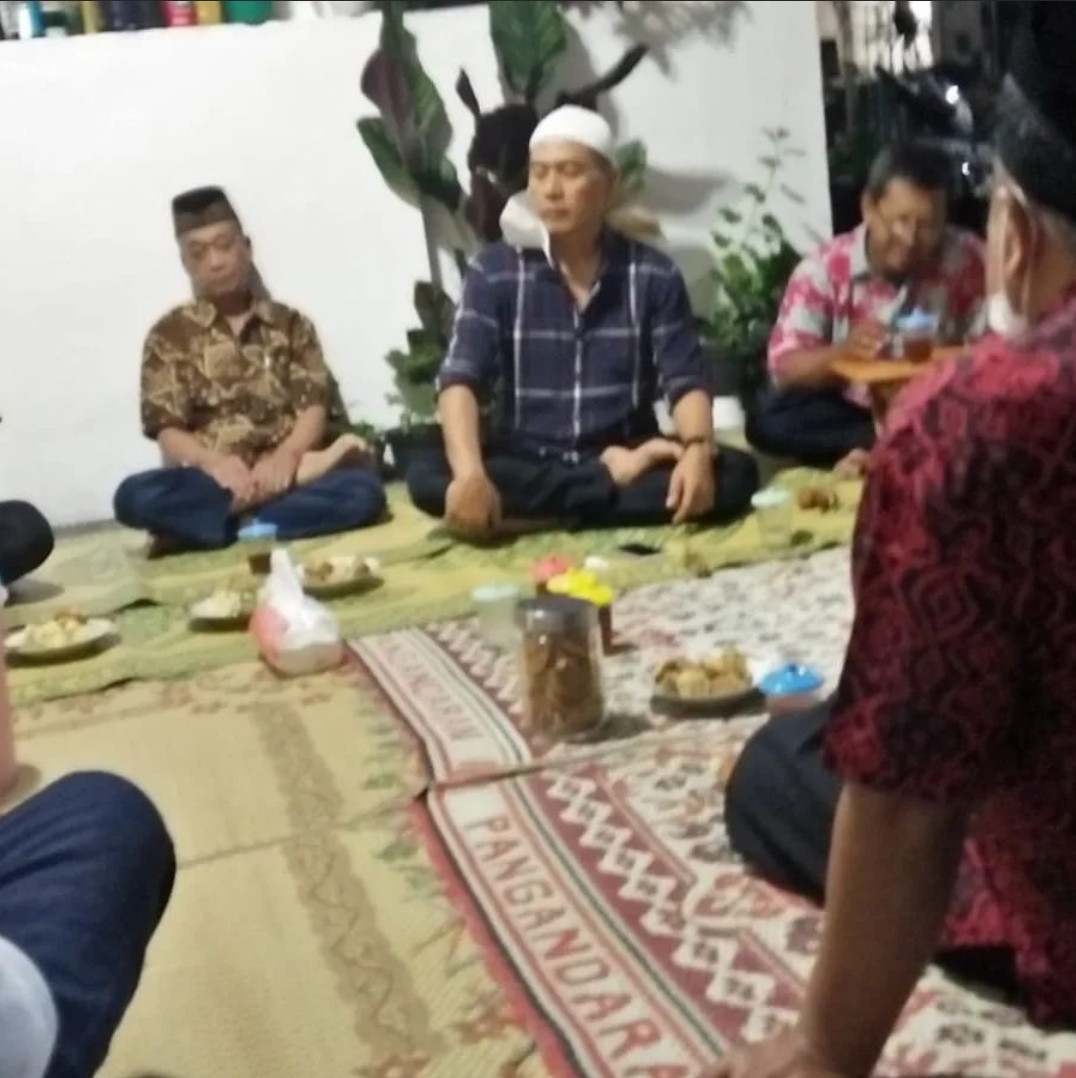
left=5, top=470, right=860, bottom=704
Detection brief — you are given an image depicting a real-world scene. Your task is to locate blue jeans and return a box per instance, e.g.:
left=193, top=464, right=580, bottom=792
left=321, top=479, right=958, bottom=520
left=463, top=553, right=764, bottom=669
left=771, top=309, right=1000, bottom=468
left=114, top=466, right=387, bottom=549
left=0, top=772, right=175, bottom=1078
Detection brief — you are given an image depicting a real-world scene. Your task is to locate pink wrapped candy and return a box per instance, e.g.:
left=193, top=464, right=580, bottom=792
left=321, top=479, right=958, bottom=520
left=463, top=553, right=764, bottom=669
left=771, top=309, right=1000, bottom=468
left=531, top=555, right=577, bottom=593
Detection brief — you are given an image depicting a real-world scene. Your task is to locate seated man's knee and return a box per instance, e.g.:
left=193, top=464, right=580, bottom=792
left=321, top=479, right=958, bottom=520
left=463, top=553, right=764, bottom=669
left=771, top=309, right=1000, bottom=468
left=50, top=772, right=175, bottom=879
left=724, top=725, right=778, bottom=854
left=406, top=458, right=448, bottom=518
left=744, top=395, right=794, bottom=458
left=1, top=500, right=54, bottom=565
left=113, top=472, right=153, bottom=527
left=717, top=447, right=760, bottom=517
left=340, top=470, right=387, bottom=526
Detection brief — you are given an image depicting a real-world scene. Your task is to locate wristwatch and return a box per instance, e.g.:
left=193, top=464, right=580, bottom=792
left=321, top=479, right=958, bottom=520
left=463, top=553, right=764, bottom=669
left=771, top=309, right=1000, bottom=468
left=680, top=436, right=717, bottom=457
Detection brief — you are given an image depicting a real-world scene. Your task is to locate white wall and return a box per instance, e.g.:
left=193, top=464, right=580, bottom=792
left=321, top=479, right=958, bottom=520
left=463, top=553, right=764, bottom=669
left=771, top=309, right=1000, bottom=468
left=0, top=1, right=829, bottom=525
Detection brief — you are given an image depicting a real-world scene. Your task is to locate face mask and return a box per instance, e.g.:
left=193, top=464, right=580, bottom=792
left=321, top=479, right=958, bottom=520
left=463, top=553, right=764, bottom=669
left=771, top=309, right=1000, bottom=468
left=986, top=290, right=1030, bottom=338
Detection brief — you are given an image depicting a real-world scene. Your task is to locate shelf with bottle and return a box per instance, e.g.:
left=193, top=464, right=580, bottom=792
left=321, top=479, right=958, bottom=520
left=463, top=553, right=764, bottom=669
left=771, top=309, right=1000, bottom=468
left=0, top=1, right=274, bottom=40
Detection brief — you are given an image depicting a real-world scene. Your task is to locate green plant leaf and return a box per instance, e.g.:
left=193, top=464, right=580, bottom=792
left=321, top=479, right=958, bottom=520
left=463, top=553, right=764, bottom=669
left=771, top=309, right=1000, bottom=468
left=359, top=5, right=460, bottom=212
left=713, top=234, right=732, bottom=249
left=759, top=155, right=780, bottom=169
left=761, top=212, right=783, bottom=236
left=742, top=182, right=765, bottom=201
left=718, top=206, right=742, bottom=225
left=413, top=156, right=463, bottom=212
left=490, top=0, right=567, bottom=101
left=414, top=280, right=457, bottom=344
left=356, top=117, right=416, bottom=197
left=616, top=139, right=648, bottom=197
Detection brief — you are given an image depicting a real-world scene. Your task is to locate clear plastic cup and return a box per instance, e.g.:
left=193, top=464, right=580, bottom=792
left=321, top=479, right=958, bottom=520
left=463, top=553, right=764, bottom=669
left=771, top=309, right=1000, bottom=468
left=472, top=583, right=522, bottom=649
left=751, top=488, right=794, bottom=549
left=895, top=309, right=940, bottom=362
left=238, top=519, right=278, bottom=577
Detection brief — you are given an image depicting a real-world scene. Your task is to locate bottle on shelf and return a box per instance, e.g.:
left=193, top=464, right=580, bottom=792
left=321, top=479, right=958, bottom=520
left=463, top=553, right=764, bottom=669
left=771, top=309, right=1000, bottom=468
left=79, top=0, right=99, bottom=31
left=195, top=0, right=221, bottom=23
left=162, top=0, right=194, bottom=26
left=16, top=0, right=45, bottom=38
left=223, top=0, right=271, bottom=25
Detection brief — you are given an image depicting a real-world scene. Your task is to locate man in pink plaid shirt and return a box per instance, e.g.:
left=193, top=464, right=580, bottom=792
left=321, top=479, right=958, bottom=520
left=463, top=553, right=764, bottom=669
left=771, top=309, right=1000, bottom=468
left=746, top=141, right=986, bottom=470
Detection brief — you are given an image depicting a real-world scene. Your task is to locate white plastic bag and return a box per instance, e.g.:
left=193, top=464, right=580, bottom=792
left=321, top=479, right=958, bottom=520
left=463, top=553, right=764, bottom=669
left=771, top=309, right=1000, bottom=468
left=250, top=550, right=344, bottom=676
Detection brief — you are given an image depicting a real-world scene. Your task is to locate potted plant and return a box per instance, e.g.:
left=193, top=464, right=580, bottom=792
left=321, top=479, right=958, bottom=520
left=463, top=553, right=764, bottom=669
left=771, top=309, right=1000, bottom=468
left=382, top=278, right=458, bottom=477
left=356, top=1, right=651, bottom=469
left=702, top=127, right=803, bottom=404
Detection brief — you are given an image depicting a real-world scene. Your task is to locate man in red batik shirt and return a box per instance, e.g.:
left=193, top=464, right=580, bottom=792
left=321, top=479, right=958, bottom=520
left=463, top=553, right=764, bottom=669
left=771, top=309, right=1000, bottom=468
left=710, top=5, right=1076, bottom=1077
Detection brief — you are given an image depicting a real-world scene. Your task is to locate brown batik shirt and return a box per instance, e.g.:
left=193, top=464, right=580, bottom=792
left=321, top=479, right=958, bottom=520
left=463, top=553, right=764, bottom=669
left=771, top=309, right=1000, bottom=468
left=140, top=299, right=331, bottom=466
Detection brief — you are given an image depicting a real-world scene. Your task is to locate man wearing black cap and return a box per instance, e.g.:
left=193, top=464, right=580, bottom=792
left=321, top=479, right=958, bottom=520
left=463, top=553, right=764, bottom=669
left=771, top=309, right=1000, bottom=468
left=113, top=188, right=385, bottom=553
left=705, top=5, right=1076, bottom=1075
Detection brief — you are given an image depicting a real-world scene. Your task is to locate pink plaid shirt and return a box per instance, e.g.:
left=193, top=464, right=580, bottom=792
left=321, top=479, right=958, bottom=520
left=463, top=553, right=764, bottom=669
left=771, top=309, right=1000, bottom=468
left=768, top=224, right=986, bottom=405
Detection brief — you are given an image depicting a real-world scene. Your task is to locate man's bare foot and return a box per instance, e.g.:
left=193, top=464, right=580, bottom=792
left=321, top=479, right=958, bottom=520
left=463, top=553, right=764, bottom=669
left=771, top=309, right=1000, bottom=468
left=296, top=434, right=372, bottom=486
left=601, top=439, right=683, bottom=487
left=833, top=448, right=871, bottom=479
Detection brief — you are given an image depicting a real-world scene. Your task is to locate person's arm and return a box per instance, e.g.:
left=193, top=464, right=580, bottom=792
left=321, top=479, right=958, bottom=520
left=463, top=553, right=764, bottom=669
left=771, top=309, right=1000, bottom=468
left=140, top=330, right=210, bottom=466
left=796, top=784, right=967, bottom=1078
left=714, top=377, right=1022, bottom=1078
left=767, top=256, right=846, bottom=390
left=436, top=260, right=502, bottom=481
left=279, top=313, right=330, bottom=459
left=649, top=268, right=718, bottom=520
left=440, top=384, right=485, bottom=479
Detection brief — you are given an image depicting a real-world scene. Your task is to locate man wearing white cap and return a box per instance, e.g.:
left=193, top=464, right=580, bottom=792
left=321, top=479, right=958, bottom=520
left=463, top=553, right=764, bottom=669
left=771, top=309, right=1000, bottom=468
left=408, top=105, right=759, bottom=537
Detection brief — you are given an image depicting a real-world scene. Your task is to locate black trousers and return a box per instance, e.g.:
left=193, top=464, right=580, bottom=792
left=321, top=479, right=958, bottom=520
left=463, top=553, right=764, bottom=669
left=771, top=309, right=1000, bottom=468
left=0, top=501, right=54, bottom=586
left=746, top=388, right=875, bottom=468
left=407, top=443, right=760, bottom=530
left=725, top=700, right=1020, bottom=998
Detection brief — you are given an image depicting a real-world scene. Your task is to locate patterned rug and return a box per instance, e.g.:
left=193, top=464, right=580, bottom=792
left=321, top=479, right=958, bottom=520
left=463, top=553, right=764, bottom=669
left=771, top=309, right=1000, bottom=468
left=5, top=474, right=861, bottom=705
left=417, top=732, right=1076, bottom=1078
left=353, top=547, right=854, bottom=788
left=14, top=660, right=552, bottom=1078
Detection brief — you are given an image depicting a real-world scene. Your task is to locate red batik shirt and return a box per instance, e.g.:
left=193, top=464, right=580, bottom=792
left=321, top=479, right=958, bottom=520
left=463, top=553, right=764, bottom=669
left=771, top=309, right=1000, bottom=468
left=768, top=224, right=986, bottom=406
left=825, top=286, right=1076, bottom=1028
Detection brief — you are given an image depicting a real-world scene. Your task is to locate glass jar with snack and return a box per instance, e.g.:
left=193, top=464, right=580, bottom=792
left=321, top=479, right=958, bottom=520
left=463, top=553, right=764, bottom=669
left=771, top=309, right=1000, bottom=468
left=515, top=596, right=604, bottom=740
left=545, top=568, right=616, bottom=653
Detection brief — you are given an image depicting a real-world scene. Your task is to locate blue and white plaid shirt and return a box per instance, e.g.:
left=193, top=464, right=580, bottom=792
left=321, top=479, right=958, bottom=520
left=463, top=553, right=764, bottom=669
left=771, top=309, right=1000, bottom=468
left=437, top=231, right=709, bottom=460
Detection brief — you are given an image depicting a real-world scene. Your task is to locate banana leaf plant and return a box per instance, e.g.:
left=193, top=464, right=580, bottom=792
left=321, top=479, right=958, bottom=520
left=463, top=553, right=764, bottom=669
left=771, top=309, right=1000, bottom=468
left=456, top=0, right=649, bottom=241
left=701, top=128, right=804, bottom=398
left=357, top=3, right=462, bottom=213
left=385, top=277, right=459, bottom=428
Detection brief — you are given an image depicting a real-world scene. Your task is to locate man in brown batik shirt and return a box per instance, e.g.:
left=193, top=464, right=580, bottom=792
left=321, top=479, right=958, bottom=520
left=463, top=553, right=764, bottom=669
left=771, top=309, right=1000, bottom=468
left=114, top=187, right=385, bottom=552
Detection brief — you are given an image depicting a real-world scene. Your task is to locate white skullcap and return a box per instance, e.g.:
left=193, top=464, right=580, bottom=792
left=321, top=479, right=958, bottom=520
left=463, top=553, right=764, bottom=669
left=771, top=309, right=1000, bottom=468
left=529, top=105, right=616, bottom=163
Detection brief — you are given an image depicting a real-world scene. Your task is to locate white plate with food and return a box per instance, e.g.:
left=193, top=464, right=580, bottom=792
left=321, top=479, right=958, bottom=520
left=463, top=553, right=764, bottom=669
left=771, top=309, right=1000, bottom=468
left=298, top=556, right=381, bottom=600
left=6, top=611, right=117, bottom=663
left=650, top=646, right=765, bottom=717
left=188, top=586, right=258, bottom=631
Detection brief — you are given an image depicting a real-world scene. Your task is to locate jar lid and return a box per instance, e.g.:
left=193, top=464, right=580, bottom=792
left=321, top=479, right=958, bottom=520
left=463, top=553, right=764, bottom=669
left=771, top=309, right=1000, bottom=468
left=238, top=520, right=278, bottom=542
left=895, top=308, right=938, bottom=332
left=515, top=595, right=596, bottom=633
left=758, top=663, right=824, bottom=697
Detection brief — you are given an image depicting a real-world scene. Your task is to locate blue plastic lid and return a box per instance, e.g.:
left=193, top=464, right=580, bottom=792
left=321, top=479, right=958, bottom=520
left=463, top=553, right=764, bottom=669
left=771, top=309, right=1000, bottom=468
left=758, top=663, right=824, bottom=697
left=895, top=308, right=938, bottom=332
left=237, top=520, right=278, bottom=542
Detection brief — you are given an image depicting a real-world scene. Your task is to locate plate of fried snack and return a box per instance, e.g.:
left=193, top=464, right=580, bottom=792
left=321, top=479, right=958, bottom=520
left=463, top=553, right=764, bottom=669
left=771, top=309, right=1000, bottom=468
left=5, top=609, right=116, bottom=663
left=298, top=555, right=381, bottom=599
left=651, top=646, right=762, bottom=717
left=189, top=586, right=258, bottom=631
left=796, top=485, right=841, bottom=512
